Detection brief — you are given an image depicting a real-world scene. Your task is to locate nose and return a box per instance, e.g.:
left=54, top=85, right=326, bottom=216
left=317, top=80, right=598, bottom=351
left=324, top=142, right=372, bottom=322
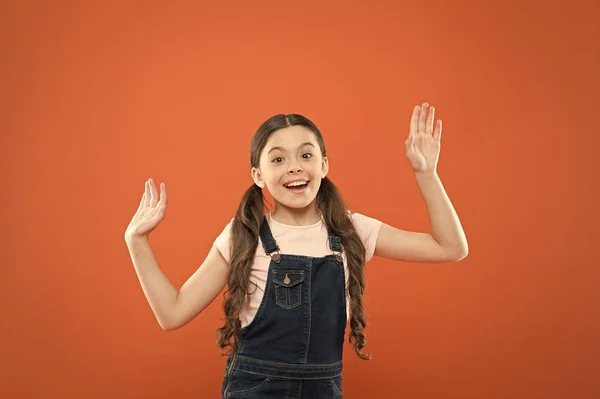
left=287, top=162, right=303, bottom=174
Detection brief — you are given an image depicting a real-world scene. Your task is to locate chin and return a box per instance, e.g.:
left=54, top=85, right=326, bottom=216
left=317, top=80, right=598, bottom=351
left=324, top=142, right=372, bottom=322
left=279, top=198, right=314, bottom=208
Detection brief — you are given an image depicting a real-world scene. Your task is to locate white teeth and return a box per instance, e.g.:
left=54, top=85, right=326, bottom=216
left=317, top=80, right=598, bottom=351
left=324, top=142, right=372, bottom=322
left=285, top=181, right=308, bottom=187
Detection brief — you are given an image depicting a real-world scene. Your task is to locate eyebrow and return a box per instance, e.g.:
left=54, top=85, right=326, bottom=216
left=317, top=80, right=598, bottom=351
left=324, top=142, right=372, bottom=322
left=267, top=142, right=315, bottom=155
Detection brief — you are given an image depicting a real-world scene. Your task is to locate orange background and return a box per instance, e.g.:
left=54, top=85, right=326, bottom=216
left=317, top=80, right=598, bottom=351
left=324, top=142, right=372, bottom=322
left=2, top=0, right=599, bottom=398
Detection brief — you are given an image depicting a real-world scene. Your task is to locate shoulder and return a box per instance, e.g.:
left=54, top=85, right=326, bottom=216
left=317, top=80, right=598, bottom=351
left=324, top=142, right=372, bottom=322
left=213, top=217, right=236, bottom=264
left=346, top=209, right=382, bottom=229
left=345, top=210, right=383, bottom=262
left=219, top=217, right=235, bottom=234
left=345, top=209, right=383, bottom=240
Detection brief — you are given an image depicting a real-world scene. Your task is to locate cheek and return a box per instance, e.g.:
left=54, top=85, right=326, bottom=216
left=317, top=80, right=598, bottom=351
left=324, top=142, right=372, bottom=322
left=263, top=174, right=281, bottom=188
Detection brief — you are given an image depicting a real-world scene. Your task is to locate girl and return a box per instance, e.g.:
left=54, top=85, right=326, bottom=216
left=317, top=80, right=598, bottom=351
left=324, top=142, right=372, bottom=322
left=125, top=102, right=468, bottom=398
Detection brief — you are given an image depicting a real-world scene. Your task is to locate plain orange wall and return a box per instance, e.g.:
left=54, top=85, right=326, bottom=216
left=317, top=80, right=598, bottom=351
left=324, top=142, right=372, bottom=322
left=2, top=0, right=599, bottom=398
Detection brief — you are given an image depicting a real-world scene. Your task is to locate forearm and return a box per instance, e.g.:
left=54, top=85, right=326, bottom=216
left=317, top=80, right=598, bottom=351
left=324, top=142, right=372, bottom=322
left=125, top=235, right=179, bottom=330
left=415, top=171, right=468, bottom=258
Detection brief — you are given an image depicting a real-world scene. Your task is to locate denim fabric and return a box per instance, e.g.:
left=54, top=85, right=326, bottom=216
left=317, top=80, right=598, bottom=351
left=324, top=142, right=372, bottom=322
left=222, top=214, right=346, bottom=398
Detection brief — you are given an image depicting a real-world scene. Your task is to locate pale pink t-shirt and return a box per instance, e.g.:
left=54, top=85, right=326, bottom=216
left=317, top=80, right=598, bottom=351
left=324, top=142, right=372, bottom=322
left=213, top=210, right=383, bottom=328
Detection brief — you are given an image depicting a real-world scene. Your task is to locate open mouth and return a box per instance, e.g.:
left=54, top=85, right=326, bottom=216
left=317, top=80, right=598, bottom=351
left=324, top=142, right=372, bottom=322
left=284, top=181, right=309, bottom=193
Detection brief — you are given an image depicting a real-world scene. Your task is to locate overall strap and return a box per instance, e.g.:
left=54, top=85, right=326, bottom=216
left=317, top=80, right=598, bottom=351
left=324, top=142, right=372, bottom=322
left=324, top=219, right=344, bottom=264
left=259, top=213, right=344, bottom=264
left=259, top=215, right=280, bottom=256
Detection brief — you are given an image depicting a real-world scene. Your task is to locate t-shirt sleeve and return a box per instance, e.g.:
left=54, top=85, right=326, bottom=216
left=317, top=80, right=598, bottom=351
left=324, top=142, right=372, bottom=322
left=349, top=211, right=383, bottom=262
left=213, top=217, right=234, bottom=265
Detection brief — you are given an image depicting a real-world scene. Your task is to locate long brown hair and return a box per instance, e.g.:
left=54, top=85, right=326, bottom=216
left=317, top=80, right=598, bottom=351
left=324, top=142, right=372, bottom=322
left=216, top=114, right=372, bottom=360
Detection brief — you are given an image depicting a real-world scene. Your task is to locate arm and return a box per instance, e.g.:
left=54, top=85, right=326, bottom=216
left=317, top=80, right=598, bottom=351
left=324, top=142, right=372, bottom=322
left=126, top=236, right=229, bottom=330
left=373, top=103, right=468, bottom=263
left=373, top=172, right=468, bottom=263
left=415, top=171, right=468, bottom=259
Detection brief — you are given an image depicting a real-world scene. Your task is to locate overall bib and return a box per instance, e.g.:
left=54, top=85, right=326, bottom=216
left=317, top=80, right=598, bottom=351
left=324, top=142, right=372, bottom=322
left=221, top=214, right=347, bottom=398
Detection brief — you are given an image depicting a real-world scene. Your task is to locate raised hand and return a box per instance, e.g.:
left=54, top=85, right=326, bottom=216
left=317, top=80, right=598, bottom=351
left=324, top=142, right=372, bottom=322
left=125, top=178, right=167, bottom=240
left=405, top=102, right=442, bottom=175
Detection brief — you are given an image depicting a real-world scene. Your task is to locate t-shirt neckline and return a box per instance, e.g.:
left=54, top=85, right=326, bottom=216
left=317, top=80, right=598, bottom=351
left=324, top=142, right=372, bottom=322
left=267, top=211, right=324, bottom=229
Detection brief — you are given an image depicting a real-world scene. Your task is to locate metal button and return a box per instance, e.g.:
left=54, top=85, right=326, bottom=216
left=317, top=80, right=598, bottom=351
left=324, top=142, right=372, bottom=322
left=283, top=274, right=291, bottom=285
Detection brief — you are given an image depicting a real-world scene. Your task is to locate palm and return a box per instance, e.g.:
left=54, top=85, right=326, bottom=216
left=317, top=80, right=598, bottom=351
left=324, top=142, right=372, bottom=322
left=405, top=103, right=442, bottom=174
left=125, top=179, right=167, bottom=239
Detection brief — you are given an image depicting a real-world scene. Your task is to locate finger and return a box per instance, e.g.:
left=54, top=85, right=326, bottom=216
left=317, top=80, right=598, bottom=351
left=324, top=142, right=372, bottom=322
left=159, top=182, right=167, bottom=207
left=410, top=105, right=420, bottom=136
left=144, top=181, right=150, bottom=207
left=149, top=178, right=157, bottom=206
left=137, top=192, right=146, bottom=212
left=426, top=106, right=435, bottom=135
left=418, top=102, right=428, bottom=133
left=433, top=120, right=442, bottom=141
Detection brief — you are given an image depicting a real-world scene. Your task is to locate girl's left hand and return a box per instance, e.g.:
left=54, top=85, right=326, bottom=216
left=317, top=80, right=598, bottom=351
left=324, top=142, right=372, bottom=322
left=405, top=102, right=442, bottom=175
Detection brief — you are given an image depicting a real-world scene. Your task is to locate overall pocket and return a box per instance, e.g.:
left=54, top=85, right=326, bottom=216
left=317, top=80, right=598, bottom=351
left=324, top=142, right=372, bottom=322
left=273, top=270, right=304, bottom=309
left=225, top=370, right=272, bottom=398
left=330, top=375, right=343, bottom=396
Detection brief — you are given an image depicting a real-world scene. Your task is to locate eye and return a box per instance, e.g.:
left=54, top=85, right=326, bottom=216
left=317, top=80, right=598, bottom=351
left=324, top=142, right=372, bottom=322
left=272, top=153, right=313, bottom=163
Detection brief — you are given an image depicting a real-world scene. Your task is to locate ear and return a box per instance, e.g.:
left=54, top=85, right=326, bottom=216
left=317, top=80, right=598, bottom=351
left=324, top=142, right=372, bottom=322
left=251, top=167, right=265, bottom=188
left=321, top=156, right=329, bottom=179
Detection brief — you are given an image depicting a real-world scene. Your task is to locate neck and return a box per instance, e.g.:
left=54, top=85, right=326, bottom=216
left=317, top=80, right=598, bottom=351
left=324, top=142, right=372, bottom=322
left=271, top=205, right=322, bottom=226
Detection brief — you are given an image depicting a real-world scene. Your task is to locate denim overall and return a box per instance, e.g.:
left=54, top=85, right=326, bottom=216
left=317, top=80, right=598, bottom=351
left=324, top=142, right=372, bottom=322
left=221, top=214, right=347, bottom=398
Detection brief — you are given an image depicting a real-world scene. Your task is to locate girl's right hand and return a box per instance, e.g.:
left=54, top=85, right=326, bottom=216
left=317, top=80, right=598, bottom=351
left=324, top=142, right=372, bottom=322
left=125, top=178, right=167, bottom=240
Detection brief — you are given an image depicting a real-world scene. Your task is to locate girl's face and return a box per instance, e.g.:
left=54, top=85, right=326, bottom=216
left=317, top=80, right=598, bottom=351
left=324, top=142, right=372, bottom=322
left=251, top=125, right=328, bottom=210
